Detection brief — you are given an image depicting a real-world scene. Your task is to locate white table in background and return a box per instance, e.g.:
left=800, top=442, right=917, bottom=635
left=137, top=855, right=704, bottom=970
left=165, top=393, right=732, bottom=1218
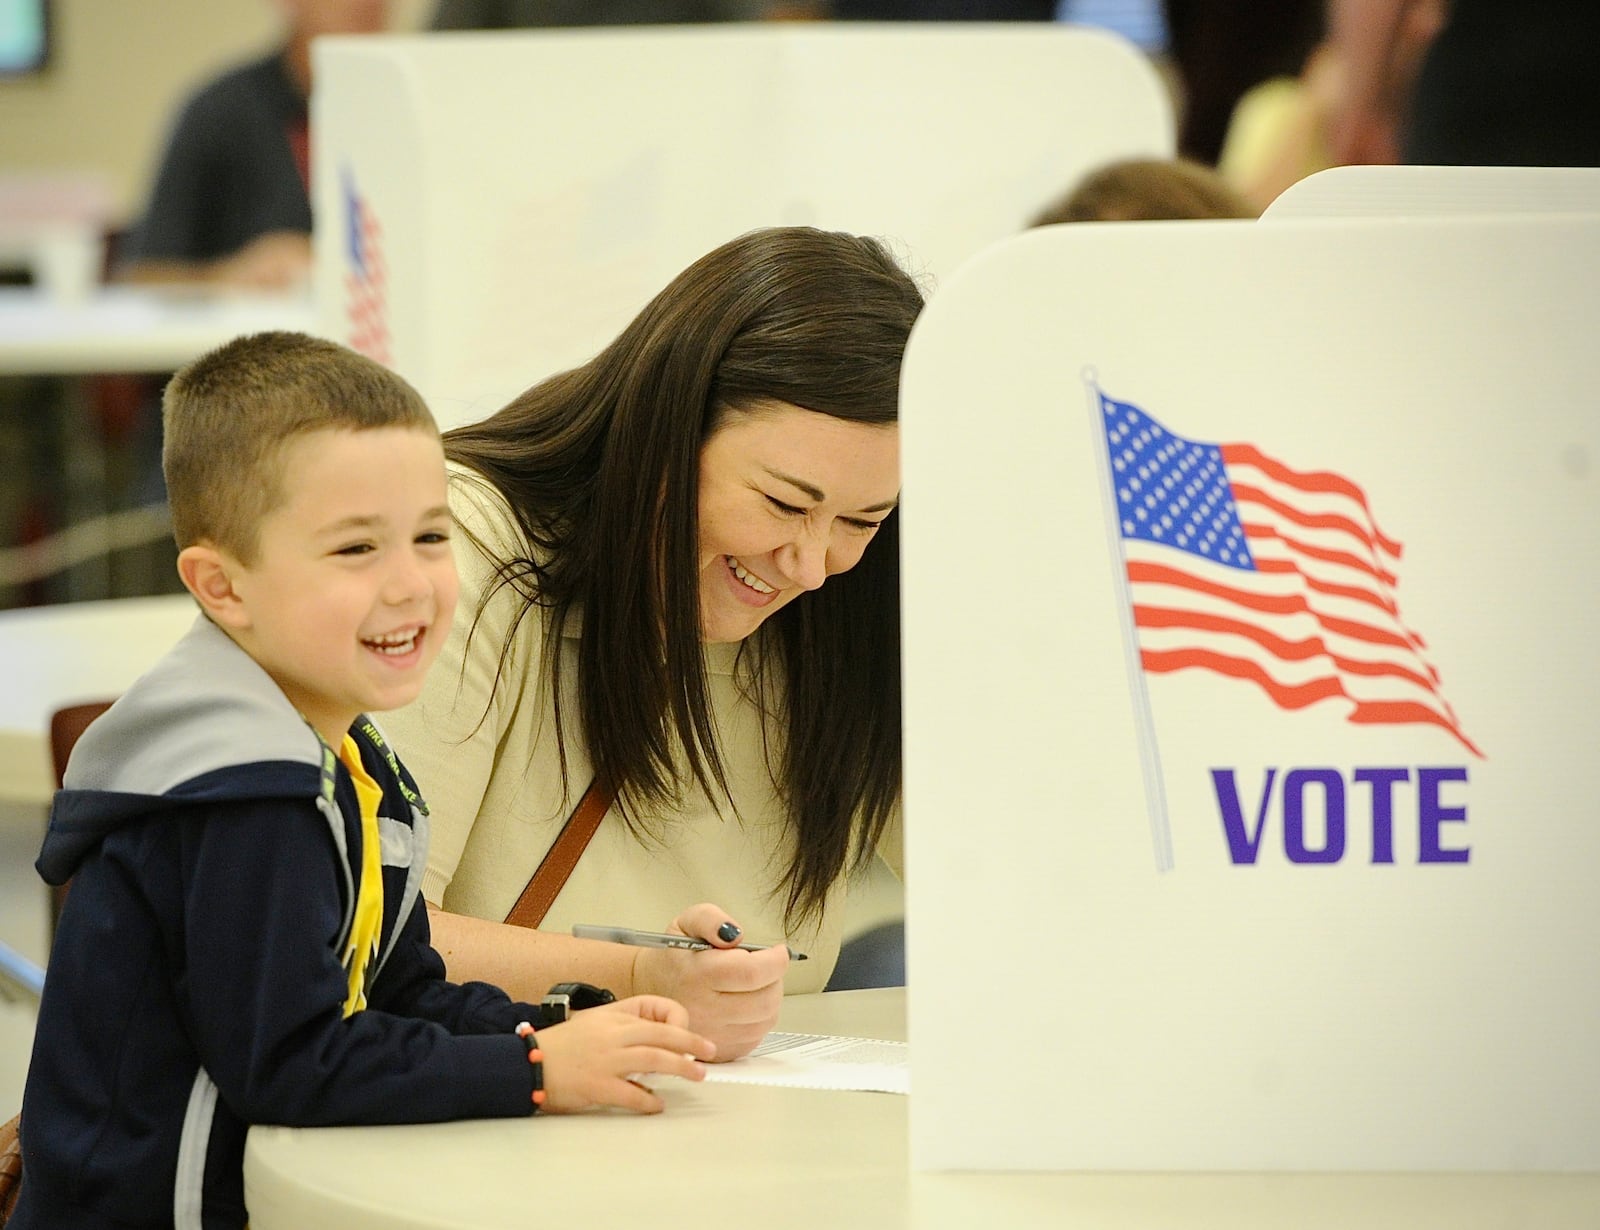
left=0, top=286, right=318, bottom=375
left=245, top=988, right=1600, bottom=1230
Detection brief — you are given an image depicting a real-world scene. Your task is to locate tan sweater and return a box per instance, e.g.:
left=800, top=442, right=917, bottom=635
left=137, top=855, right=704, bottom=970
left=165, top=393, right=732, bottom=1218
left=380, top=470, right=902, bottom=992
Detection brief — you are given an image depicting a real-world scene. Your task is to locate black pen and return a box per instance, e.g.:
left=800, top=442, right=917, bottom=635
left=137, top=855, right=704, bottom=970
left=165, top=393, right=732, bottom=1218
left=571, top=923, right=808, bottom=961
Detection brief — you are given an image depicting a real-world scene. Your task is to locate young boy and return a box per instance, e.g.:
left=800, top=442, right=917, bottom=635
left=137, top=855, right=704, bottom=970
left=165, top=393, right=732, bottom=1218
left=12, top=332, right=714, bottom=1229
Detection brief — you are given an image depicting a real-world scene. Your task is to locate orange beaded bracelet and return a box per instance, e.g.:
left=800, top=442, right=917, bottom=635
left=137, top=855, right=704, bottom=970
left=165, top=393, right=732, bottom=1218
left=515, top=1021, right=546, bottom=1109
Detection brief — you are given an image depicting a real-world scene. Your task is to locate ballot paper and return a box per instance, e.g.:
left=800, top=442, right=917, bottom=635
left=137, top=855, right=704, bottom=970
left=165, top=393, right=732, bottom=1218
left=702, top=1032, right=909, bottom=1094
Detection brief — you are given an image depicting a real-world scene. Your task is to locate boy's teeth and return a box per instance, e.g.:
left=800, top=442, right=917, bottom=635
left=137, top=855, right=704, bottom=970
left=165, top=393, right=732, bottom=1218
left=366, top=630, right=420, bottom=654
left=728, top=556, right=775, bottom=594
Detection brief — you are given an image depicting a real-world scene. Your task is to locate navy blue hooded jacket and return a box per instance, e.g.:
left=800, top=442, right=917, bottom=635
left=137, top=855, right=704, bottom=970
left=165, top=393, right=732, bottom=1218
left=13, top=616, right=551, bottom=1230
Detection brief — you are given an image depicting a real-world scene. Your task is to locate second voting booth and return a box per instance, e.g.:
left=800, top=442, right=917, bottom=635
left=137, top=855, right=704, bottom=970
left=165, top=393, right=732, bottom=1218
left=310, top=24, right=1172, bottom=427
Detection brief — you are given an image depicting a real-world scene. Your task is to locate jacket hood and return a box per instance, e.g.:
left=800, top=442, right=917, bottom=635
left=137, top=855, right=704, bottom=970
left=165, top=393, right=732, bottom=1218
left=39, top=614, right=330, bottom=885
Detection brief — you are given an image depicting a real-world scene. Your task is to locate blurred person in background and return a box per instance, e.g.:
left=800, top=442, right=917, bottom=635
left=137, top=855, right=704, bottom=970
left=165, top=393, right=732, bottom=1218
left=117, top=0, right=392, bottom=289
left=1159, top=0, right=1323, bottom=167
left=1218, top=0, right=1444, bottom=210
left=1329, top=0, right=1599, bottom=167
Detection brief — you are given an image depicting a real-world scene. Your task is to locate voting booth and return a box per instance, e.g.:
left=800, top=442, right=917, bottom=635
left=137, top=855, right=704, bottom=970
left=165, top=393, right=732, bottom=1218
left=1263, top=164, right=1600, bottom=219
left=311, top=25, right=1172, bottom=427
left=900, top=213, right=1600, bottom=1172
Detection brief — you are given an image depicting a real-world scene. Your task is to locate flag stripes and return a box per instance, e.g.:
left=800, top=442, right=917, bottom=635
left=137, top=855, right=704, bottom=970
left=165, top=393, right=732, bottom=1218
left=1099, top=389, right=1481, bottom=758
left=343, top=171, right=391, bottom=366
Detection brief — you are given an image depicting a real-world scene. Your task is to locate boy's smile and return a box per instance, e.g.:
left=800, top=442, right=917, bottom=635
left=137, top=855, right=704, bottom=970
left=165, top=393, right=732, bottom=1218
left=203, top=426, right=458, bottom=748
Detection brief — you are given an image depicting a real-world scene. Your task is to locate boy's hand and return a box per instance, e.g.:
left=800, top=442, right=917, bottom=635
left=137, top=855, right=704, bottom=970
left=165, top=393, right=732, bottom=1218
left=536, top=996, right=714, bottom=1114
left=631, top=903, right=788, bottom=1062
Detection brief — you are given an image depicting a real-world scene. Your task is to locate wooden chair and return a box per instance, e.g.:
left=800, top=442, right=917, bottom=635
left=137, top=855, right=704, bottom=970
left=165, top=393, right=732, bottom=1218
left=44, top=700, right=114, bottom=933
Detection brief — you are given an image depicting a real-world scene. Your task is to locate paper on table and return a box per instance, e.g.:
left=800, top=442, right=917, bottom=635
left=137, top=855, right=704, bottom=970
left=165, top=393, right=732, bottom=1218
left=701, top=1031, right=909, bottom=1094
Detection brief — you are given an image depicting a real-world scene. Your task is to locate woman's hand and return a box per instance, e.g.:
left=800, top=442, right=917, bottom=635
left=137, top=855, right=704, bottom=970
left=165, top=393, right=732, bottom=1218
left=536, top=995, right=714, bottom=1114
left=630, top=903, right=789, bottom=1061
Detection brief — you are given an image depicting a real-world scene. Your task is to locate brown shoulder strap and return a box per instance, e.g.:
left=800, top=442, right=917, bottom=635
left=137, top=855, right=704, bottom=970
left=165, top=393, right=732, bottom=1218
left=0, top=1112, right=22, bottom=1222
left=504, top=777, right=615, bottom=930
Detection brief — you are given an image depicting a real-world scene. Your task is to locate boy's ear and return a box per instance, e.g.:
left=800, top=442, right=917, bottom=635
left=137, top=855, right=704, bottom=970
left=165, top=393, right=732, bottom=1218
left=177, top=543, right=250, bottom=630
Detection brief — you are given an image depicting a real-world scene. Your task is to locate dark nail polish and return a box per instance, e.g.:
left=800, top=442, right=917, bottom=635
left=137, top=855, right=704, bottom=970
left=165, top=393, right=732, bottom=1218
left=717, top=921, right=741, bottom=943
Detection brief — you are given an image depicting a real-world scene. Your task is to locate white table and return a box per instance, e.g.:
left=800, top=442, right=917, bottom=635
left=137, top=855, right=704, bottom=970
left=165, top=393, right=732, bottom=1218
left=0, top=286, right=318, bottom=374
left=0, top=594, right=196, bottom=804
left=0, top=286, right=319, bottom=600
left=244, top=988, right=1600, bottom=1230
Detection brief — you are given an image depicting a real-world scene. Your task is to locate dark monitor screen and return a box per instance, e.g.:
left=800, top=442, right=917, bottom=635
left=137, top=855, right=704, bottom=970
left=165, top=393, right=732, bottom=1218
left=0, top=0, right=49, bottom=76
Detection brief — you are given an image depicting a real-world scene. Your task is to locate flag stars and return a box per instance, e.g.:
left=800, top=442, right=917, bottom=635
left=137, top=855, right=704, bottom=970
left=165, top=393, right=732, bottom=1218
left=1099, top=396, right=1258, bottom=573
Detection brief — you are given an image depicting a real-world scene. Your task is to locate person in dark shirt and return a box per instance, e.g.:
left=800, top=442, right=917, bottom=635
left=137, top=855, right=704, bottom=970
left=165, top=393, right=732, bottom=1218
left=119, top=1, right=391, bottom=288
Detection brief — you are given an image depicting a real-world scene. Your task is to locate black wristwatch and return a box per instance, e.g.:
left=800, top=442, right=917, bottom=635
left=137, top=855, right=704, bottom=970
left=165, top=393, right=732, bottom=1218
left=540, top=981, right=617, bottom=1022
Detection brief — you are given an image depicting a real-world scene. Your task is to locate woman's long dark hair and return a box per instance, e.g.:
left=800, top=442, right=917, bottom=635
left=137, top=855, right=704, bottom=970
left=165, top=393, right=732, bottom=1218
left=445, top=226, right=924, bottom=928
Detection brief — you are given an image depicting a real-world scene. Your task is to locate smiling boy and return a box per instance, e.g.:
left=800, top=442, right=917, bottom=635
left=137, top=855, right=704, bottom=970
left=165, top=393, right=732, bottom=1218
left=12, top=333, right=712, bottom=1230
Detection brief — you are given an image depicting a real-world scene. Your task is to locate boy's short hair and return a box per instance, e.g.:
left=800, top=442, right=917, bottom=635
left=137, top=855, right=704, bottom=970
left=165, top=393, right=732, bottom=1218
left=1029, top=157, right=1259, bottom=226
left=164, top=331, right=437, bottom=562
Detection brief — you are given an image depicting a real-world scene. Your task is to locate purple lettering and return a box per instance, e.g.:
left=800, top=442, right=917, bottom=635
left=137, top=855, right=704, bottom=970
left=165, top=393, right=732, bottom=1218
left=1353, top=768, right=1410, bottom=864
left=1418, top=766, right=1469, bottom=863
left=1283, top=768, right=1345, bottom=863
left=1211, top=767, right=1277, bottom=864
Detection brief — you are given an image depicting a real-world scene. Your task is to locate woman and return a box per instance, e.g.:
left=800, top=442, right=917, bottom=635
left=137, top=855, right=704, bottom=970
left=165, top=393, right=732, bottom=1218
left=385, top=227, right=923, bottom=1059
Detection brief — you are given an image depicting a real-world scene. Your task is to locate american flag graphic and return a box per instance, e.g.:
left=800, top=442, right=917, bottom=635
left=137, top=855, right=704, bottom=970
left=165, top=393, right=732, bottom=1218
left=1096, top=387, right=1482, bottom=760
left=343, top=170, right=391, bottom=365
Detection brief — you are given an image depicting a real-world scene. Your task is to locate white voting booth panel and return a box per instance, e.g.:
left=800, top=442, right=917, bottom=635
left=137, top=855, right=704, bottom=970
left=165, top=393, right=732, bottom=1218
left=312, top=25, right=1171, bottom=427
left=1264, top=164, right=1600, bottom=219
left=900, top=215, right=1600, bottom=1172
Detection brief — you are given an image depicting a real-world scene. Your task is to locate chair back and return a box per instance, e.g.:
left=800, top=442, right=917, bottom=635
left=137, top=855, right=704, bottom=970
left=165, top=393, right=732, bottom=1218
left=45, top=700, right=114, bottom=930
left=50, top=701, right=114, bottom=789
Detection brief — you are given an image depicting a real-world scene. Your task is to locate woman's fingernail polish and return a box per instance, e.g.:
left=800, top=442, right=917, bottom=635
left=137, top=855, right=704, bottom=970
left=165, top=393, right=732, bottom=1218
left=717, top=921, right=741, bottom=942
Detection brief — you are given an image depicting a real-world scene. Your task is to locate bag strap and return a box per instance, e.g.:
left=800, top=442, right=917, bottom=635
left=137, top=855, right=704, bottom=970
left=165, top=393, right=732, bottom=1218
left=504, top=777, right=615, bottom=930
left=0, top=1112, right=23, bottom=1223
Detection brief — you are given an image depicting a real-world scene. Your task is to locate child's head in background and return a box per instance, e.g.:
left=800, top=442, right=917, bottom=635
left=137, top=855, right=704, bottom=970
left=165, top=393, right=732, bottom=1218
left=1030, top=157, right=1260, bottom=225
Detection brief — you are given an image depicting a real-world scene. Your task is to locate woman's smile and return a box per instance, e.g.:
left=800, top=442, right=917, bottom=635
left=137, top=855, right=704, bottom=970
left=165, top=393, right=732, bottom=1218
left=723, top=555, right=779, bottom=604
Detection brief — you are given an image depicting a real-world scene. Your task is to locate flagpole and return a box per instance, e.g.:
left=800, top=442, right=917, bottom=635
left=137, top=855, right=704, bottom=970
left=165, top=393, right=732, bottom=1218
left=1083, top=370, right=1174, bottom=873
